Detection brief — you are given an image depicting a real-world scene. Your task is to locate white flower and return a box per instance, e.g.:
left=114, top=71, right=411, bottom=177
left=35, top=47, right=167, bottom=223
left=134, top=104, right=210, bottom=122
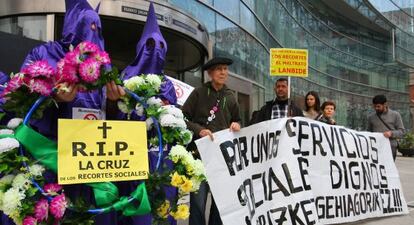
left=145, top=74, right=162, bottom=90
left=0, top=138, right=20, bottom=154
left=2, top=188, right=25, bottom=216
left=0, top=175, right=15, bottom=191
left=190, top=177, right=202, bottom=192
left=0, top=129, right=14, bottom=135
left=7, top=118, right=23, bottom=129
left=29, top=164, right=45, bottom=177
left=147, top=96, right=163, bottom=107
left=160, top=105, right=184, bottom=119
left=159, top=114, right=187, bottom=129
left=124, top=76, right=145, bottom=91
left=169, top=145, right=188, bottom=157
left=12, top=174, right=31, bottom=191
left=146, top=117, right=154, bottom=131
left=135, top=103, right=144, bottom=116
left=192, top=159, right=206, bottom=178
left=117, top=101, right=130, bottom=114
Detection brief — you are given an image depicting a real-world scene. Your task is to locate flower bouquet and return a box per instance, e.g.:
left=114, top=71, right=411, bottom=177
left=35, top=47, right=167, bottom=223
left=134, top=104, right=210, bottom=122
left=0, top=119, right=88, bottom=225
left=120, top=74, right=206, bottom=224
left=56, top=41, right=121, bottom=91
left=1, top=41, right=120, bottom=119
left=150, top=145, right=206, bottom=223
left=1, top=60, right=56, bottom=119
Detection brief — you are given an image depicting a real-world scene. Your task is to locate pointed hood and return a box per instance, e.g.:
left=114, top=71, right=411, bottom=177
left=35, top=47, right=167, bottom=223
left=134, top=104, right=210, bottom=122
left=62, top=0, right=104, bottom=50
left=122, top=2, right=167, bottom=79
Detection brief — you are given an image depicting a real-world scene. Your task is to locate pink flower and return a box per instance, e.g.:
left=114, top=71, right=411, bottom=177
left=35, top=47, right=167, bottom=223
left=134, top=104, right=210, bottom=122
left=57, top=62, right=79, bottom=84
left=28, top=78, right=53, bottom=96
left=79, top=58, right=101, bottom=83
left=22, top=216, right=37, bottom=225
left=50, top=194, right=67, bottom=219
left=76, top=41, right=99, bottom=54
left=3, top=73, right=25, bottom=95
left=34, top=199, right=49, bottom=221
left=43, top=183, right=62, bottom=194
left=64, top=49, right=82, bottom=65
left=92, top=51, right=111, bottom=64
left=22, top=60, right=55, bottom=78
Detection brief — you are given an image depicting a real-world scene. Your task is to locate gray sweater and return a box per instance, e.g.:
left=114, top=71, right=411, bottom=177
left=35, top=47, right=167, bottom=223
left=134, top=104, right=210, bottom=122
left=367, top=108, right=405, bottom=147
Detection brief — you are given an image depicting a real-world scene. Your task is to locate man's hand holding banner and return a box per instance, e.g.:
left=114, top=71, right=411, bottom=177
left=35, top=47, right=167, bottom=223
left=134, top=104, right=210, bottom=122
left=195, top=117, right=408, bottom=225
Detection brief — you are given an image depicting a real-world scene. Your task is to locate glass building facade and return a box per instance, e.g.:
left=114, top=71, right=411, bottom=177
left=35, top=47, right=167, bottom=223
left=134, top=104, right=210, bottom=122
left=0, top=0, right=413, bottom=130
left=168, top=0, right=413, bottom=130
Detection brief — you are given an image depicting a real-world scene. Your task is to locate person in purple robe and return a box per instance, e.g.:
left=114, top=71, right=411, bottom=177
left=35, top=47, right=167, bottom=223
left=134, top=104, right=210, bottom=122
left=121, top=3, right=176, bottom=105
left=1, top=1, right=123, bottom=224
left=117, top=2, right=177, bottom=225
left=20, top=0, right=124, bottom=140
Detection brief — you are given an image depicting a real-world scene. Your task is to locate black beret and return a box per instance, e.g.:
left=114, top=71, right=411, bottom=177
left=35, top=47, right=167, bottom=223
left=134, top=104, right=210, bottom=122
left=201, top=57, right=233, bottom=71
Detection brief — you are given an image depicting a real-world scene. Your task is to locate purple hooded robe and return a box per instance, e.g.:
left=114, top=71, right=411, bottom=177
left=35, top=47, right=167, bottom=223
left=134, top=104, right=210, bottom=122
left=122, top=3, right=176, bottom=105
left=1, top=1, right=118, bottom=224
left=117, top=3, right=178, bottom=225
left=20, top=0, right=106, bottom=140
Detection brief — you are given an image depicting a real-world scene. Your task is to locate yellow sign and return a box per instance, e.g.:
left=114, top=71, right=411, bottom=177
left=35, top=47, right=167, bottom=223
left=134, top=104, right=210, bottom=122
left=270, top=48, right=308, bottom=77
left=57, top=119, right=149, bottom=184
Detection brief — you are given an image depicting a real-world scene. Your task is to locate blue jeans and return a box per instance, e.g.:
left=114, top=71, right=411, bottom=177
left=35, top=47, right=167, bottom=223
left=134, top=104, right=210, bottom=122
left=190, top=181, right=222, bottom=225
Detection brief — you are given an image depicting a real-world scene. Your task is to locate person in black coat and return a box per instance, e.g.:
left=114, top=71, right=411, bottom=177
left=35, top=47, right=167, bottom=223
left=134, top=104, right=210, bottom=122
left=249, top=78, right=303, bottom=125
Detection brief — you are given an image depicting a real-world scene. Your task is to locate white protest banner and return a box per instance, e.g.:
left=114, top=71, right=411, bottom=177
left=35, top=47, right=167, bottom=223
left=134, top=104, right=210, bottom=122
left=195, top=117, right=408, bottom=225
left=166, top=75, right=194, bottom=106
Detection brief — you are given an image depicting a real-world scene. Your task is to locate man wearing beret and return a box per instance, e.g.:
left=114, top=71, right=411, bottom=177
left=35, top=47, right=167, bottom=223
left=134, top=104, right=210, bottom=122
left=182, top=57, right=241, bottom=225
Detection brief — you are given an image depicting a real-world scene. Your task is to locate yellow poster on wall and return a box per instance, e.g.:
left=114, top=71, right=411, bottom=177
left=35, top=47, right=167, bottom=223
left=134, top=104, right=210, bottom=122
left=270, top=48, right=308, bottom=77
left=57, top=119, right=148, bottom=184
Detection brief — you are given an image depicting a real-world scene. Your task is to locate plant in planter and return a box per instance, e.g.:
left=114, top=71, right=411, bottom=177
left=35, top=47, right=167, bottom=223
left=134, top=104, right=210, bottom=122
left=398, top=132, right=414, bottom=157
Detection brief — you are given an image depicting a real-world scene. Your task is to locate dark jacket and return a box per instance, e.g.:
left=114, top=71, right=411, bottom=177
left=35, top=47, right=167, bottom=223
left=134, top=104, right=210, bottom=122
left=249, top=99, right=303, bottom=125
left=182, top=82, right=241, bottom=150
left=316, top=113, right=336, bottom=125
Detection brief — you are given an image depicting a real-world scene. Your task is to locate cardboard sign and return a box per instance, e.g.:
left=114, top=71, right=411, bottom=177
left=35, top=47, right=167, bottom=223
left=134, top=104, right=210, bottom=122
left=58, top=119, right=149, bottom=184
left=270, top=48, right=308, bottom=77
left=196, top=117, right=408, bottom=225
left=166, top=75, right=194, bottom=106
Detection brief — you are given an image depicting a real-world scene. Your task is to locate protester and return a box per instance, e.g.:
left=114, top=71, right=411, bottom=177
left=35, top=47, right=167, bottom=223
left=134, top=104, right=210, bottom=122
left=367, top=95, right=404, bottom=160
left=1, top=1, right=123, bottom=224
left=18, top=0, right=124, bottom=140
left=303, top=91, right=320, bottom=119
left=121, top=3, right=176, bottom=105
left=249, top=78, right=303, bottom=125
left=182, top=57, right=241, bottom=225
left=116, top=3, right=177, bottom=225
left=316, top=101, right=336, bottom=125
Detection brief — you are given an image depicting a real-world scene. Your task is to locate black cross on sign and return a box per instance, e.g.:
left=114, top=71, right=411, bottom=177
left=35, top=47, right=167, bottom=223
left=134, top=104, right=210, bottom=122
left=98, top=122, right=112, bottom=139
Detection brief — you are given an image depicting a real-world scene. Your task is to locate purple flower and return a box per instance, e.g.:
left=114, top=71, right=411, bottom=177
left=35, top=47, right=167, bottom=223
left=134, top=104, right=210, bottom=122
left=43, top=183, right=62, bottom=194
left=76, top=41, right=99, bottom=54
left=21, top=60, right=55, bottom=78
left=2, top=74, right=25, bottom=96
left=92, top=51, right=111, bottom=64
left=64, top=49, right=82, bottom=65
left=34, top=198, right=49, bottom=221
left=22, top=216, right=37, bottom=225
left=50, top=194, right=67, bottom=219
left=57, top=61, right=79, bottom=84
left=79, top=58, right=101, bottom=83
left=28, top=78, right=53, bottom=96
